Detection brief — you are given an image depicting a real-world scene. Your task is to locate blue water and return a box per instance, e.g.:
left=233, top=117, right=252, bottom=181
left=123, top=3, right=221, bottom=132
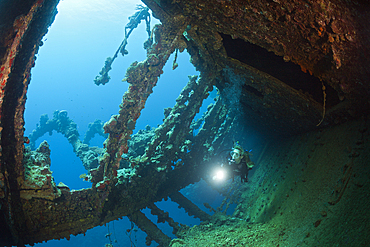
left=24, top=1, right=224, bottom=246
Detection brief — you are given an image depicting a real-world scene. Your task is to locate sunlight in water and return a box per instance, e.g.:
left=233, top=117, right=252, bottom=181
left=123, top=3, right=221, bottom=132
left=57, top=0, right=142, bottom=24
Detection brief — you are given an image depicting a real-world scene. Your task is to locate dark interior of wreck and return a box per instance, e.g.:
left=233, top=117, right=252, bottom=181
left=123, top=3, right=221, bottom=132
left=0, top=0, right=370, bottom=246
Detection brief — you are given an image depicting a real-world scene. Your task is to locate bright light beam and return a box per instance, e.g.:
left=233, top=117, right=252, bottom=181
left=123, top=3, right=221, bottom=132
left=213, top=168, right=226, bottom=181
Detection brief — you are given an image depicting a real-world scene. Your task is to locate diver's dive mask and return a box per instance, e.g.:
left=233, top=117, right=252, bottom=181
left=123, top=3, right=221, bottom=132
left=230, top=150, right=241, bottom=159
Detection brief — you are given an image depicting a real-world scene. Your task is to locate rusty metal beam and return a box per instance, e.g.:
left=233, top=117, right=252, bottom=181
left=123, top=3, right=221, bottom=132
left=170, top=191, right=211, bottom=222
left=128, top=210, right=171, bottom=246
left=0, top=0, right=59, bottom=245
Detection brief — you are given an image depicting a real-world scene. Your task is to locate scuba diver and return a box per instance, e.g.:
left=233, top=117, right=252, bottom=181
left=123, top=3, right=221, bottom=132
left=220, top=143, right=255, bottom=182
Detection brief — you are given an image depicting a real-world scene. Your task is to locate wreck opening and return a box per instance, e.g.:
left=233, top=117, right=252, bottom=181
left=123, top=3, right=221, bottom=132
left=134, top=51, right=199, bottom=132
left=24, top=0, right=155, bottom=190
left=20, top=0, right=240, bottom=246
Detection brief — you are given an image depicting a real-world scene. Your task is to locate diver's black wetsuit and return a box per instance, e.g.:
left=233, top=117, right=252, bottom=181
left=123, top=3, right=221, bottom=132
left=227, top=156, right=252, bottom=182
